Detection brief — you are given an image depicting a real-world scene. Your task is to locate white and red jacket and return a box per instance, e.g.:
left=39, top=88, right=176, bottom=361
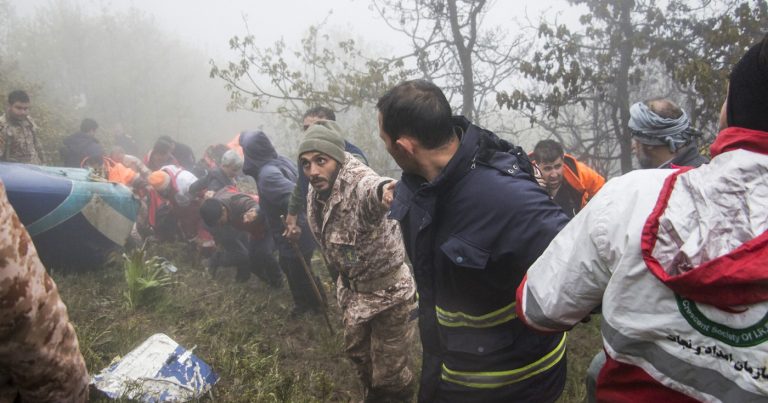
left=517, top=127, right=768, bottom=402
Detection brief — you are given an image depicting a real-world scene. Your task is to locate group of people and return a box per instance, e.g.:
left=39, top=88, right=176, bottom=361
left=2, top=33, right=767, bottom=403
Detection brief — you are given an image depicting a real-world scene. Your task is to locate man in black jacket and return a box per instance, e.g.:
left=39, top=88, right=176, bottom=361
left=61, top=118, right=100, bottom=167
left=377, top=80, right=570, bottom=402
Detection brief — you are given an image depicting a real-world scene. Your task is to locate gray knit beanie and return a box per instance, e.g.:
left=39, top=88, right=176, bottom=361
left=298, top=120, right=346, bottom=163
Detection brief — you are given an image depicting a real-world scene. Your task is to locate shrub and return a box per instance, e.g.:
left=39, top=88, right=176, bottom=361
left=123, top=242, right=173, bottom=309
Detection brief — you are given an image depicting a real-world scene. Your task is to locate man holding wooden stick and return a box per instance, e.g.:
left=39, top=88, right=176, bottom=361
left=299, top=120, right=417, bottom=403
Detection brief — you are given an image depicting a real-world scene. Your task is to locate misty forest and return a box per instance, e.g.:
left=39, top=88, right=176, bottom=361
left=1, top=0, right=766, bottom=401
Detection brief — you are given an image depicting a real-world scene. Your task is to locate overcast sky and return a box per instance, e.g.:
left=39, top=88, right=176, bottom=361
left=17, top=0, right=575, bottom=58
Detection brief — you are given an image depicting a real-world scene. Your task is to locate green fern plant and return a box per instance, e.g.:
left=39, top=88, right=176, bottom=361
left=123, top=242, right=173, bottom=310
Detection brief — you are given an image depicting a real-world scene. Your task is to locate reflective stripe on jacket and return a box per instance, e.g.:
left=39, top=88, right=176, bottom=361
left=391, top=116, right=570, bottom=402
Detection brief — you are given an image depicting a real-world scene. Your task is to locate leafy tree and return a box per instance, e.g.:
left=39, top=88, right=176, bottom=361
left=498, top=0, right=767, bottom=174
left=370, top=0, right=522, bottom=124
left=210, top=20, right=411, bottom=123
left=653, top=0, right=768, bottom=134
left=212, top=0, right=524, bottom=127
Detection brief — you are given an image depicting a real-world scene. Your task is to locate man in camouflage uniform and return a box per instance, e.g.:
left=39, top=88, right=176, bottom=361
left=0, top=180, right=89, bottom=402
left=0, top=90, right=44, bottom=164
left=298, top=120, right=417, bottom=402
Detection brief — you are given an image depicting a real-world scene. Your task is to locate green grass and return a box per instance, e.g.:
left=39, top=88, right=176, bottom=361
left=54, top=244, right=603, bottom=402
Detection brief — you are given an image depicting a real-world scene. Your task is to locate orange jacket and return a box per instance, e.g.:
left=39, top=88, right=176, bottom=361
left=530, top=153, right=605, bottom=209
left=104, top=158, right=137, bottom=186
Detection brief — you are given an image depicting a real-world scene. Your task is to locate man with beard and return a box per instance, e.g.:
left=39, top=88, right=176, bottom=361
left=299, top=120, right=417, bottom=402
left=629, top=98, right=709, bottom=169
left=517, top=35, right=768, bottom=402
left=283, top=106, right=368, bottom=244
left=0, top=90, right=44, bottom=164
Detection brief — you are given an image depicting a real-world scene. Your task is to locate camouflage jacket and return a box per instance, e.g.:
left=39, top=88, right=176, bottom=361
left=0, top=114, right=43, bottom=164
left=307, top=153, right=416, bottom=325
left=0, top=181, right=88, bottom=402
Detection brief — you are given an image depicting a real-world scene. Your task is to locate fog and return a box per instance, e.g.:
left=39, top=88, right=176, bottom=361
left=3, top=0, right=761, bottom=176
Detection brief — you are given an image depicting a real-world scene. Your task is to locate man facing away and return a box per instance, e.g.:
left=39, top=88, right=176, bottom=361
left=147, top=165, right=199, bottom=242
left=0, top=90, right=44, bottom=164
left=60, top=118, right=101, bottom=167
left=530, top=139, right=605, bottom=218
left=516, top=35, right=768, bottom=402
left=629, top=98, right=709, bottom=169
left=377, top=79, right=570, bottom=402
left=299, top=120, right=417, bottom=402
left=240, top=130, right=324, bottom=316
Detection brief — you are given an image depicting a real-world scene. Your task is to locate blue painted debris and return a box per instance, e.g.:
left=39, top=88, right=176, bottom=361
left=91, top=333, right=218, bottom=401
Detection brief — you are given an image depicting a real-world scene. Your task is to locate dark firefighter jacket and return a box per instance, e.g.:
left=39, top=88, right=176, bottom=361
left=389, top=116, right=570, bottom=403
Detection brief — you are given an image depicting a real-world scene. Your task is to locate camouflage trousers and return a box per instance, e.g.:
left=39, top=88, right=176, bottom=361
left=344, top=298, right=417, bottom=402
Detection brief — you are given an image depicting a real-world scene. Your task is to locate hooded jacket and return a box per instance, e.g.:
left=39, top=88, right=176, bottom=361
left=240, top=131, right=314, bottom=255
left=390, top=116, right=570, bottom=402
left=517, top=126, right=768, bottom=402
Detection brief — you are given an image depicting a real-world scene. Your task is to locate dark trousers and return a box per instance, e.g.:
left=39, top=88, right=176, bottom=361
left=210, top=226, right=282, bottom=286
left=279, top=252, right=325, bottom=311
left=250, top=236, right=282, bottom=287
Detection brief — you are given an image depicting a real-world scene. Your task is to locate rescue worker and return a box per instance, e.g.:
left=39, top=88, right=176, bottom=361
left=516, top=35, right=768, bottom=402
left=81, top=145, right=144, bottom=189
left=299, top=120, right=417, bottom=402
left=629, top=98, right=709, bottom=168
left=530, top=139, right=605, bottom=217
left=147, top=165, right=198, bottom=241
left=239, top=130, right=324, bottom=316
left=0, top=180, right=89, bottom=402
left=0, top=90, right=44, bottom=164
left=377, top=80, right=570, bottom=402
left=110, top=145, right=151, bottom=179
left=584, top=99, right=715, bottom=402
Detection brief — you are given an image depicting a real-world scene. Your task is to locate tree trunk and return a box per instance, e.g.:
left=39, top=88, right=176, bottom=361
left=447, top=0, right=483, bottom=122
left=616, top=0, right=635, bottom=173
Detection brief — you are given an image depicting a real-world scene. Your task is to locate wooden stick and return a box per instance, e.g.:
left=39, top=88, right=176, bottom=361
left=282, top=215, right=334, bottom=335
